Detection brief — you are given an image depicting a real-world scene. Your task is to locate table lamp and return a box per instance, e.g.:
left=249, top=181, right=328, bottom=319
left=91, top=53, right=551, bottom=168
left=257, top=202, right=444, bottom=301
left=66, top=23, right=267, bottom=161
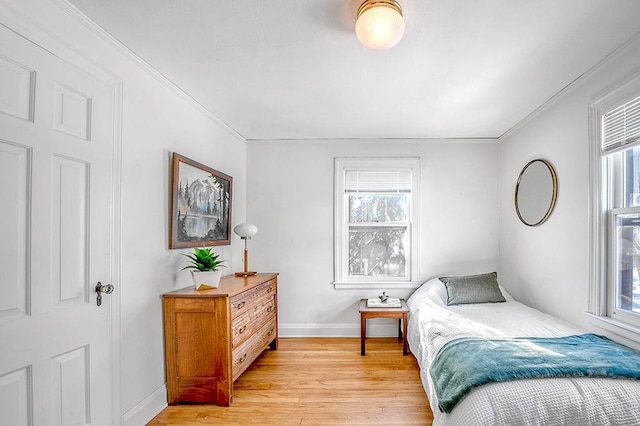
left=234, top=223, right=257, bottom=277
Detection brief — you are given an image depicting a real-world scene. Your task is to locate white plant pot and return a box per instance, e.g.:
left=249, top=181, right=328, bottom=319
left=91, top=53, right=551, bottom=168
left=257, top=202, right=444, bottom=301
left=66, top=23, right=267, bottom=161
left=191, top=269, right=222, bottom=290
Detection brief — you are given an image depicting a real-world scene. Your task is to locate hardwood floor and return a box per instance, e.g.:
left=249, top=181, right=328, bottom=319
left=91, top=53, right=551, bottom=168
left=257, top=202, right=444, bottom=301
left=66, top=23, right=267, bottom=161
left=148, top=337, right=434, bottom=425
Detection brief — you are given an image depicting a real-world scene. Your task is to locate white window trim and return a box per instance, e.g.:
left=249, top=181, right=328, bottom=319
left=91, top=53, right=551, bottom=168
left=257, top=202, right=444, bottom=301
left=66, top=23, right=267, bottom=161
left=333, top=157, right=421, bottom=290
left=587, top=71, right=640, bottom=341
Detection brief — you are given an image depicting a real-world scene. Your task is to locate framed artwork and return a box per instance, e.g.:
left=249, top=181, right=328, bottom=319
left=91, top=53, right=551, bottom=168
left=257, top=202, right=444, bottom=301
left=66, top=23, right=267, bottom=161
left=169, top=153, right=232, bottom=248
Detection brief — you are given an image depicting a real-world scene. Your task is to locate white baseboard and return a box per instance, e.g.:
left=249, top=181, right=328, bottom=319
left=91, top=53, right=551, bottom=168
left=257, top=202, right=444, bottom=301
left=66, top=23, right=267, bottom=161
left=123, top=384, right=167, bottom=426
left=279, top=321, right=401, bottom=338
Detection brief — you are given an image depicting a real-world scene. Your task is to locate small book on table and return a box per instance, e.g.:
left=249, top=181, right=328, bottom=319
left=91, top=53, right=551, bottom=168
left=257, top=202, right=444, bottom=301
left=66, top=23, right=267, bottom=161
left=367, top=297, right=401, bottom=308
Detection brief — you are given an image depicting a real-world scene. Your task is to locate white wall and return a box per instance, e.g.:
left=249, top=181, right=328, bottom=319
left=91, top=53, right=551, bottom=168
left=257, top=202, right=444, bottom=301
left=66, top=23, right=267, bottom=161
left=498, top=37, right=640, bottom=338
left=1, top=0, right=248, bottom=423
left=247, top=140, right=500, bottom=336
left=119, top=77, right=246, bottom=421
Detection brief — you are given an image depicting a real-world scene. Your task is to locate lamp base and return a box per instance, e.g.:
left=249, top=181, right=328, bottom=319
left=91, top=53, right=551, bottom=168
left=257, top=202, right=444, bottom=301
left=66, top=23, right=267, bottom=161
left=235, top=271, right=257, bottom=277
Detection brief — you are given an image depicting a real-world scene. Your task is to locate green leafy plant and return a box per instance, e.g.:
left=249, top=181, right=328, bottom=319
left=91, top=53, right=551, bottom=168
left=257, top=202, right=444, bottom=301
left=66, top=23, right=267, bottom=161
left=183, top=247, right=226, bottom=272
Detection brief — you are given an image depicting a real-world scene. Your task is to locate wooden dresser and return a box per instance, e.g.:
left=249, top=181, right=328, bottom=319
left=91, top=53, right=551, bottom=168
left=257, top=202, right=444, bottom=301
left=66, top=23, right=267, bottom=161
left=162, top=273, right=278, bottom=406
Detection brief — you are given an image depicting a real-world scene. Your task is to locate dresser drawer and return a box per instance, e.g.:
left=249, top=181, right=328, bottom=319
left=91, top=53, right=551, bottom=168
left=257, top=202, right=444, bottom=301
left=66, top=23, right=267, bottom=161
left=232, top=318, right=277, bottom=381
left=231, top=294, right=276, bottom=349
left=230, top=278, right=276, bottom=318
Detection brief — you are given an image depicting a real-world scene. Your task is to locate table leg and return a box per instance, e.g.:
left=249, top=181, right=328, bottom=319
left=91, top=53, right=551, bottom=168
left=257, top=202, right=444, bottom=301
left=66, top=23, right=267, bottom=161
left=360, top=315, right=366, bottom=356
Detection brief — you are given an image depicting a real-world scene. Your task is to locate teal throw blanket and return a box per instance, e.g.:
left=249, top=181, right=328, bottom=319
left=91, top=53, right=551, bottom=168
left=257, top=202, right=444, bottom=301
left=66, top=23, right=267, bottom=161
left=430, top=333, right=640, bottom=413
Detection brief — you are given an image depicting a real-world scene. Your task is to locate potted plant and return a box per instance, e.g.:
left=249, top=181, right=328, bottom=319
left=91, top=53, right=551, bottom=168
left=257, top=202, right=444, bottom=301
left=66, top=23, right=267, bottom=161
left=183, top=247, right=226, bottom=290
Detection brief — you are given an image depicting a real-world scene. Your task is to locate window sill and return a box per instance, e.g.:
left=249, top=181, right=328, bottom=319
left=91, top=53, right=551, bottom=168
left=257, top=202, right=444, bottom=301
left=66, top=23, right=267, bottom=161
left=584, top=312, right=640, bottom=345
left=332, top=281, right=424, bottom=290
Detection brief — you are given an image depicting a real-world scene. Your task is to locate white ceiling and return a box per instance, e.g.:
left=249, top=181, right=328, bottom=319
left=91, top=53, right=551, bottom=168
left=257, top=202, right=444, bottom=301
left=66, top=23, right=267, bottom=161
left=68, top=0, right=640, bottom=140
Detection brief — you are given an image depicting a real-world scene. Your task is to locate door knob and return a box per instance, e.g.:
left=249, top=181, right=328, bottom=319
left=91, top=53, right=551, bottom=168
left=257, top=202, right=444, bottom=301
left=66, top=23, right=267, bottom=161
left=95, top=282, right=114, bottom=306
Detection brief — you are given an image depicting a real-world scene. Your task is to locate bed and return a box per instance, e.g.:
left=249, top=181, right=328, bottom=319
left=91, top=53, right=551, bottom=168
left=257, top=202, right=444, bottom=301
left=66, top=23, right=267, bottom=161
left=407, top=275, right=640, bottom=426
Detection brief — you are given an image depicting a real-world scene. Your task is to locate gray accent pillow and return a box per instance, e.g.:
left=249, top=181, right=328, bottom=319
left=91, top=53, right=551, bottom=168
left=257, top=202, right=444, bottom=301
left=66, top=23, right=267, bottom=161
left=439, top=272, right=506, bottom=305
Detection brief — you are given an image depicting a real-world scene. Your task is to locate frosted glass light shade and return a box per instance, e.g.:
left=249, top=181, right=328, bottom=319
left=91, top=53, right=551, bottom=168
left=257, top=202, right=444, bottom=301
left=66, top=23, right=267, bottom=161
left=234, top=223, right=257, bottom=238
left=355, top=0, right=405, bottom=50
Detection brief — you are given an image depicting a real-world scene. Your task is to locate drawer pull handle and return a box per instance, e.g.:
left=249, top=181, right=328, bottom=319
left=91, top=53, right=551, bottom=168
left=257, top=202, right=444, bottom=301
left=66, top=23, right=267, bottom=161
left=267, top=287, right=273, bottom=293
left=238, top=325, right=247, bottom=334
left=237, top=353, right=247, bottom=364
left=235, top=301, right=246, bottom=310
left=267, top=329, right=274, bottom=336
left=266, top=306, right=273, bottom=313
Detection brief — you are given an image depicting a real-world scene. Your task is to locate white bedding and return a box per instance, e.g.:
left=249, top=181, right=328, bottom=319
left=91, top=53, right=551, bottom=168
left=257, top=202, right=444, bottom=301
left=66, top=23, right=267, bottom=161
left=407, top=278, right=640, bottom=426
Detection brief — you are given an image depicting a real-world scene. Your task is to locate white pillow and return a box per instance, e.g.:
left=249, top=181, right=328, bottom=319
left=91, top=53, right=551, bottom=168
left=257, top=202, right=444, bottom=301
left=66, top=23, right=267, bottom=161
left=407, top=278, right=448, bottom=311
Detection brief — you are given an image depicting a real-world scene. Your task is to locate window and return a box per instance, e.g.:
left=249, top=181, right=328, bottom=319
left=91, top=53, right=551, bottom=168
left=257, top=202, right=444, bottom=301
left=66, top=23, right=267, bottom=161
left=333, top=158, right=420, bottom=289
left=590, top=84, right=640, bottom=332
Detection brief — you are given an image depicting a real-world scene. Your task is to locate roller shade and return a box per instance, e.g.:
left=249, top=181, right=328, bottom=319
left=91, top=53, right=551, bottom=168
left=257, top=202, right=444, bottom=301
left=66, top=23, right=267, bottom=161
left=602, top=94, right=640, bottom=154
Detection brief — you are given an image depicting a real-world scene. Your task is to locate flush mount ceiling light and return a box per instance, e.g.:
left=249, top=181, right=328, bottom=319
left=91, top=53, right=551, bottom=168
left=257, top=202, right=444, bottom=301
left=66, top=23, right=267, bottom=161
left=355, top=0, right=405, bottom=50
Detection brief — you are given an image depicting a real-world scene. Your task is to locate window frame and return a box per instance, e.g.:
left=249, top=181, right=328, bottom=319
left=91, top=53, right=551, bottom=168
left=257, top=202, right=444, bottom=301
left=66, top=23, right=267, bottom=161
left=588, top=72, right=640, bottom=340
left=333, top=157, right=421, bottom=290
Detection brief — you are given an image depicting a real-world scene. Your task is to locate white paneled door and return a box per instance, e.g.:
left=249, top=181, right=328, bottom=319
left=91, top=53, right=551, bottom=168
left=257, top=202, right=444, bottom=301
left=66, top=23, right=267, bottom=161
left=0, top=24, right=116, bottom=425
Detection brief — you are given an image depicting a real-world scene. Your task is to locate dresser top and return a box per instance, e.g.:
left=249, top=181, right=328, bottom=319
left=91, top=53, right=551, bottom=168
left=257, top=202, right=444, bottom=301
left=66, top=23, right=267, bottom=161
left=163, top=273, right=278, bottom=298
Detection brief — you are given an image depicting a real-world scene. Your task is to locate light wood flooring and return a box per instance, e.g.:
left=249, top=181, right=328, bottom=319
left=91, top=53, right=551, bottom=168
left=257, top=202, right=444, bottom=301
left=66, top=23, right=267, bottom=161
left=148, top=337, right=434, bottom=425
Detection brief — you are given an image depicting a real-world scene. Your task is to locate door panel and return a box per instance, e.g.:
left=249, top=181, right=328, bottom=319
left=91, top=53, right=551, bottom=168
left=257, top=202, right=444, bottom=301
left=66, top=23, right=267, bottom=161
left=51, top=155, right=89, bottom=306
left=0, top=24, right=114, bottom=425
left=0, top=54, right=34, bottom=121
left=52, top=346, right=90, bottom=426
left=53, top=83, right=92, bottom=141
left=0, top=367, right=31, bottom=426
left=0, top=140, right=29, bottom=319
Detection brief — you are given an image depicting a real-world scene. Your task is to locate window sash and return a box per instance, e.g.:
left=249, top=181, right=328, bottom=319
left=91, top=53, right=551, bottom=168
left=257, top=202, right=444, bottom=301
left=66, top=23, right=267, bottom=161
left=347, top=223, right=410, bottom=281
left=343, top=193, right=412, bottom=282
left=346, top=192, right=410, bottom=224
left=609, top=207, right=640, bottom=328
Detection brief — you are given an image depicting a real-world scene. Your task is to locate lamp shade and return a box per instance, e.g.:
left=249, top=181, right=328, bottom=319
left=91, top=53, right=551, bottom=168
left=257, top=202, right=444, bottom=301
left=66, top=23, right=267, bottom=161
left=233, top=223, right=258, bottom=238
left=355, top=0, right=405, bottom=50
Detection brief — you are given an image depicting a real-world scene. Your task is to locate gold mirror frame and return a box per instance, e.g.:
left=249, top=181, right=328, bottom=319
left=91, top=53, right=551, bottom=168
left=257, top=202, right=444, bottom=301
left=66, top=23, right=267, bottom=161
left=514, top=159, right=558, bottom=227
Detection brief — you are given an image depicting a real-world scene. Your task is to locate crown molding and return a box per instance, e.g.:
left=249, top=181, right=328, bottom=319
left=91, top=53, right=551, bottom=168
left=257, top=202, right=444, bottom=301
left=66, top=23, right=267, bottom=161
left=246, top=137, right=500, bottom=144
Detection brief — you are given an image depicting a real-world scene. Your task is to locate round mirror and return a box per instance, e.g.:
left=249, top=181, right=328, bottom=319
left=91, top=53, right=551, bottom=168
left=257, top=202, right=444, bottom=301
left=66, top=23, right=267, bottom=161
left=515, top=159, right=558, bottom=226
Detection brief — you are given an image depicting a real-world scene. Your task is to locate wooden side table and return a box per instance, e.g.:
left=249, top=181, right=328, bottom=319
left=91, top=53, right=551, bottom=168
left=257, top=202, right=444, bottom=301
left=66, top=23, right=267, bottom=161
left=359, top=298, right=409, bottom=356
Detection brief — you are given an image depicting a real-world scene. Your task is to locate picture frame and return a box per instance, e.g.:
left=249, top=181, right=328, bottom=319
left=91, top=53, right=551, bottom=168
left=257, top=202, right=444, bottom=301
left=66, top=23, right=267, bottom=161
left=169, top=153, right=233, bottom=248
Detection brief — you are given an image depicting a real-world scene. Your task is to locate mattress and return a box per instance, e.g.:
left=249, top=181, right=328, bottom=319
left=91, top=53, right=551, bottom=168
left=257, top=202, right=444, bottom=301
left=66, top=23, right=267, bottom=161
left=407, top=278, right=640, bottom=426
